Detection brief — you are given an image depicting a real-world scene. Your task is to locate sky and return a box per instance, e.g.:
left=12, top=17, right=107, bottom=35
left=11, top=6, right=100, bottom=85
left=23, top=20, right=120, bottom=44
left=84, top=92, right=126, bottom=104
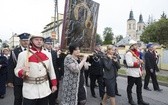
left=0, top=0, right=168, bottom=41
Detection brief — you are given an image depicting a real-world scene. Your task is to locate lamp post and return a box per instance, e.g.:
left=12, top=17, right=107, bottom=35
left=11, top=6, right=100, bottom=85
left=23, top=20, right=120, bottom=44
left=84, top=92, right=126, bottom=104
left=53, top=0, right=59, bottom=45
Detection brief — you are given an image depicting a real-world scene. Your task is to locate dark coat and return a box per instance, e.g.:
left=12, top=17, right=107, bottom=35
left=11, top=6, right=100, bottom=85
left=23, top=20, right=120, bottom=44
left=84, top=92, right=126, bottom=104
left=88, top=55, right=104, bottom=76
left=102, top=56, right=120, bottom=79
left=56, top=52, right=67, bottom=77
left=51, top=50, right=61, bottom=80
left=0, top=55, right=8, bottom=74
left=145, top=51, right=159, bottom=72
left=7, top=46, right=23, bottom=85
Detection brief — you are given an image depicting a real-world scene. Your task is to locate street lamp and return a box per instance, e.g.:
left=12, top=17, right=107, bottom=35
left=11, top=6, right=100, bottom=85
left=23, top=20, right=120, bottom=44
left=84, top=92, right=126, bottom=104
left=53, top=0, right=59, bottom=45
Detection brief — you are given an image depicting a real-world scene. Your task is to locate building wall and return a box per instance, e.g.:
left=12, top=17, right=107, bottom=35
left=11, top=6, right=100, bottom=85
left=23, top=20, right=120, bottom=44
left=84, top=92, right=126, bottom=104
left=136, top=22, right=145, bottom=41
left=127, top=20, right=137, bottom=40
left=9, top=36, right=19, bottom=48
left=42, top=13, right=63, bottom=45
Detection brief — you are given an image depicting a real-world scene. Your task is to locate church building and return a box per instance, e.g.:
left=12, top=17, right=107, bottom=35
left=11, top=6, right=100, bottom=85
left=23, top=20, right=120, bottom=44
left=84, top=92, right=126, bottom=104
left=127, top=10, right=146, bottom=41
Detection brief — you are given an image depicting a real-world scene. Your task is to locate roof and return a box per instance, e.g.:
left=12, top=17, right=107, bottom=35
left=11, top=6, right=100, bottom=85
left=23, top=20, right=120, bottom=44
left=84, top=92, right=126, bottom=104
left=115, top=36, right=132, bottom=46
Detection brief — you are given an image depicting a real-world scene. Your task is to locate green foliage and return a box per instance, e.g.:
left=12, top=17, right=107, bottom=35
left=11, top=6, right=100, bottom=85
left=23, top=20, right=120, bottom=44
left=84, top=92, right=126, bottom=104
left=96, top=33, right=103, bottom=45
left=0, top=39, right=2, bottom=42
left=161, top=11, right=167, bottom=19
left=116, top=35, right=123, bottom=43
left=103, top=27, right=114, bottom=45
left=141, top=13, right=168, bottom=48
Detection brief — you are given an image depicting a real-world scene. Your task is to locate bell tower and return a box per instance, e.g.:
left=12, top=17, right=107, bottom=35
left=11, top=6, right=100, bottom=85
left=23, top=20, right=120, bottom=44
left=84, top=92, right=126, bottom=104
left=137, top=14, right=145, bottom=41
left=127, top=10, right=137, bottom=40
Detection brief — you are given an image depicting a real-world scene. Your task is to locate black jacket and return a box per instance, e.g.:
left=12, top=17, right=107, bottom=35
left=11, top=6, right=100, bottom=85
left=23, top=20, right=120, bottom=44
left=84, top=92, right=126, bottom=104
left=102, top=56, right=120, bottom=79
left=145, top=51, right=159, bottom=72
left=7, top=46, right=23, bottom=85
left=50, top=50, right=61, bottom=80
left=88, top=55, right=104, bottom=76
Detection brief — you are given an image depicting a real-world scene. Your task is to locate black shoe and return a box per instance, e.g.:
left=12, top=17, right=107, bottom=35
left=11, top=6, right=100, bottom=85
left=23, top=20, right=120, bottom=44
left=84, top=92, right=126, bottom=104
left=154, top=89, right=163, bottom=92
left=92, top=95, right=97, bottom=98
left=129, top=100, right=136, bottom=105
left=116, top=93, right=122, bottom=96
left=144, top=87, right=152, bottom=91
left=0, top=95, right=4, bottom=99
left=138, top=100, right=149, bottom=105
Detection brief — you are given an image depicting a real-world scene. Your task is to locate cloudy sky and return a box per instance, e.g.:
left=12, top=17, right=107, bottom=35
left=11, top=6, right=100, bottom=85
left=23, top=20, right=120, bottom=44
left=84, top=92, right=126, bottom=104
left=0, top=0, right=168, bottom=41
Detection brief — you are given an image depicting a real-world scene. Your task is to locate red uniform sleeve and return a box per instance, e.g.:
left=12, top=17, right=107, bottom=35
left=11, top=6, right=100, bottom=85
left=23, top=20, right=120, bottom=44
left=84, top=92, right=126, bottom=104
left=18, top=69, right=24, bottom=78
left=51, top=79, right=57, bottom=86
left=133, top=62, right=140, bottom=68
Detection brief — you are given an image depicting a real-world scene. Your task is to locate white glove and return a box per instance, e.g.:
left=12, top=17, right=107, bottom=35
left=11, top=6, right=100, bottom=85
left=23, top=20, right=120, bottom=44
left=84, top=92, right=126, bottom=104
left=84, top=62, right=91, bottom=70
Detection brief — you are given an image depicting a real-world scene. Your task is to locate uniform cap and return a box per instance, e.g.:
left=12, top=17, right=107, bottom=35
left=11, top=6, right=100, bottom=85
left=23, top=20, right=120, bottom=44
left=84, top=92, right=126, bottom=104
left=18, top=33, right=30, bottom=40
left=147, top=44, right=153, bottom=48
left=44, top=37, right=53, bottom=44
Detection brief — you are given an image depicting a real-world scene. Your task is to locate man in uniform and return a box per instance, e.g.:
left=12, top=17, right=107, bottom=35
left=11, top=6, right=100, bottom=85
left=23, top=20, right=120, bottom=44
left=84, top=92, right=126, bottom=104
left=7, top=33, right=30, bottom=105
left=89, top=44, right=105, bottom=99
left=144, top=44, right=162, bottom=91
left=125, top=40, right=149, bottom=105
left=44, top=37, right=60, bottom=105
left=14, top=34, right=57, bottom=105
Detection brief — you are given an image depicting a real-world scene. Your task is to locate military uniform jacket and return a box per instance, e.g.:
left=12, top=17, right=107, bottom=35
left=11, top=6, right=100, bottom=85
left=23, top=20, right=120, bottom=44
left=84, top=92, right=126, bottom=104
left=145, top=51, right=159, bottom=72
left=89, top=55, right=103, bottom=76
left=50, top=50, right=61, bottom=80
left=8, top=46, right=23, bottom=85
left=14, top=48, right=57, bottom=99
left=125, top=50, right=141, bottom=77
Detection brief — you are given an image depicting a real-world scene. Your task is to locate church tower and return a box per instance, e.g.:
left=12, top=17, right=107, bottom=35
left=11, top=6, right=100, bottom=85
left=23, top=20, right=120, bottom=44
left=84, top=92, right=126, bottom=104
left=127, top=10, right=137, bottom=40
left=137, top=14, right=145, bottom=41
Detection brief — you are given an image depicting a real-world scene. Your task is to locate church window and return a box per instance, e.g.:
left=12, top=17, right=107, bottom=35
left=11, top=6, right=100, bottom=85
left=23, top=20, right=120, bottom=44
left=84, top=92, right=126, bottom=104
left=133, top=24, right=135, bottom=30
left=129, top=24, right=131, bottom=29
left=139, top=26, right=141, bottom=31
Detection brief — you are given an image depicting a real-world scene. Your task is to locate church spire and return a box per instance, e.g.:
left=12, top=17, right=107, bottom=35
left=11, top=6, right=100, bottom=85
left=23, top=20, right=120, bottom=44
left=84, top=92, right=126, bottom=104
left=128, top=10, right=135, bottom=20
left=138, top=14, right=144, bottom=23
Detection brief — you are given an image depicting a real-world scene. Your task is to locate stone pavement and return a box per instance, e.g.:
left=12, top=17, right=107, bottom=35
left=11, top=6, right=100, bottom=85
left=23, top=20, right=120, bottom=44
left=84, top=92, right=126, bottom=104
left=119, top=67, right=168, bottom=87
left=1, top=76, right=168, bottom=105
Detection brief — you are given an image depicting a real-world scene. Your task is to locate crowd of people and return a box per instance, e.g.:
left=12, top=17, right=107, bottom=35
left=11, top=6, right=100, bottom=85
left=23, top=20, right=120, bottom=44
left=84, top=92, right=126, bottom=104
left=0, top=33, right=163, bottom=105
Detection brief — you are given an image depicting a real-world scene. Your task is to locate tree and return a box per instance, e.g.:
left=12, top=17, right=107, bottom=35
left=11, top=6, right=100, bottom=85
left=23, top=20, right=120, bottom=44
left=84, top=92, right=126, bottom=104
left=161, top=11, right=167, bottom=19
left=96, top=33, right=103, bottom=45
left=0, top=39, right=2, bottom=43
left=116, top=35, right=123, bottom=43
left=103, top=27, right=114, bottom=45
left=141, top=13, right=168, bottom=48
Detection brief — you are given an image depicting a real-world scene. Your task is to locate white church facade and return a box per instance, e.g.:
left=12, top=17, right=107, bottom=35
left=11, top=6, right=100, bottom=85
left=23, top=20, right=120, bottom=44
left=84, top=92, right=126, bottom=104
left=127, top=10, right=146, bottom=41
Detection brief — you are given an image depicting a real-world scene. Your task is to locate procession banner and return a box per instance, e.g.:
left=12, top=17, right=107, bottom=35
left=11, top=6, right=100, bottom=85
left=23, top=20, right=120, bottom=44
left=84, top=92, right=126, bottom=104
left=61, top=0, right=99, bottom=52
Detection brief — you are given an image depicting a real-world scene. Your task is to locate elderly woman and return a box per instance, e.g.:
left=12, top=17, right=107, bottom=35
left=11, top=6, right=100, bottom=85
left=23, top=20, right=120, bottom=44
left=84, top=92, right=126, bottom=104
left=60, top=44, right=89, bottom=105
left=101, top=45, right=120, bottom=105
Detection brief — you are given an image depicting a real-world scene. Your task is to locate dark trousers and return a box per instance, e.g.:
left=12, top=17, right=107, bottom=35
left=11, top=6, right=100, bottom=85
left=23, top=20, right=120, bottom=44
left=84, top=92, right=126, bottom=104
left=127, top=76, right=143, bottom=102
left=84, top=70, right=89, bottom=85
left=48, top=81, right=59, bottom=105
left=14, top=85, right=23, bottom=105
left=90, top=75, right=105, bottom=98
left=144, top=69, right=159, bottom=90
left=0, top=73, right=7, bottom=95
left=23, top=97, right=48, bottom=105
left=115, top=80, right=119, bottom=94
